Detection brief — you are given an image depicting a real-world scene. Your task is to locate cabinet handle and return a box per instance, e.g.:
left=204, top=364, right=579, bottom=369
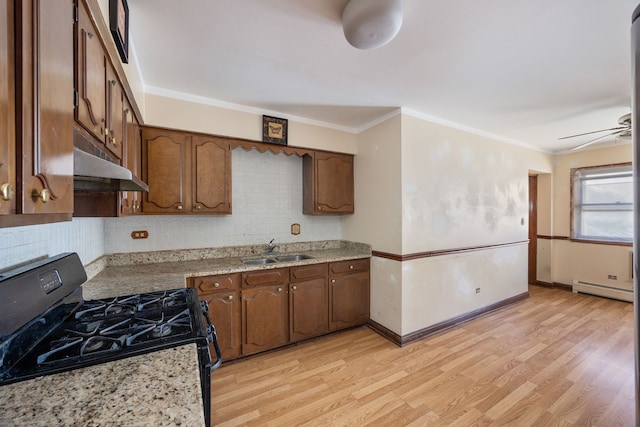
left=292, top=285, right=297, bottom=291
left=104, top=128, right=110, bottom=136
left=110, top=137, right=116, bottom=145
left=33, top=188, right=50, bottom=203
left=228, top=295, right=233, bottom=300
left=277, top=287, right=282, bottom=292
left=331, top=279, right=336, bottom=284
left=194, top=204, right=202, bottom=210
left=176, top=204, right=183, bottom=210
left=0, top=183, right=14, bottom=201
left=349, top=265, right=354, bottom=270
left=318, top=206, right=322, bottom=210
left=214, top=282, right=220, bottom=288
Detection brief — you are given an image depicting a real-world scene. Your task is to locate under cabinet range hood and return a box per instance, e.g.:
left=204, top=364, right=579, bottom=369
left=73, top=148, right=149, bottom=192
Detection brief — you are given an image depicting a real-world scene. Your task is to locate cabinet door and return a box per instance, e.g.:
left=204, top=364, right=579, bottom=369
left=120, top=104, right=141, bottom=215
left=289, top=278, right=328, bottom=342
left=191, top=136, right=231, bottom=214
left=104, top=64, right=123, bottom=160
left=0, top=0, right=14, bottom=215
left=17, top=0, right=74, bottom=215
left=241, top=285, right=288, bottom=355
left=303, top=151, right=354, bottom=214
left=142, top=128, right=190, bottom=213
left=75, top=2, right=106, bottom=143
left=202, top=290, right=241, bottom=360
left=329, top=271, right=370, bottom=331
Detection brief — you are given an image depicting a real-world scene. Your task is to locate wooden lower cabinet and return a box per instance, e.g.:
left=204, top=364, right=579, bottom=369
left=329, top=259, right=370, bottom=331
left=189, top=274, right=241, bottom=360
left=241, top=284, right=288, bottom=356
left=190, top=259, right=369, bottom=361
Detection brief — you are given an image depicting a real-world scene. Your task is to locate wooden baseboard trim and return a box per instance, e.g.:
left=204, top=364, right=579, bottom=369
left=530, top=281, right=572, bottom=292
left=553, top=282, right=573, bottom=292
left=369, top=291, right=530, bottom=347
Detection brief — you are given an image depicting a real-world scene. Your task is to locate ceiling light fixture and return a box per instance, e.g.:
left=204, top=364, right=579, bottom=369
left=342, top=0, right=403, bottom=50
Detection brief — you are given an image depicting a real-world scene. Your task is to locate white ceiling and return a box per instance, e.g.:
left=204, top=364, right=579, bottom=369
left=128, top=0, right=639, bottom=153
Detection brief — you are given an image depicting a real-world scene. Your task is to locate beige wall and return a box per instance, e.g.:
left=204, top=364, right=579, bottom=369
left=144, top=94, right=358, bottom=153
left=550, top=144, right=633, bottom=290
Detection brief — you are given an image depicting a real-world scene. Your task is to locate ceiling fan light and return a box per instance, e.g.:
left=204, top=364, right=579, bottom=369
left=342, top=0, right=403, bottom=50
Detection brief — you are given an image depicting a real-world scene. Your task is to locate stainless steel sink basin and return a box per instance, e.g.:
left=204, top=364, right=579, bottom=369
left=274, top=254, right=313, bottom=262
left=241, top=258, right=277, bottom=265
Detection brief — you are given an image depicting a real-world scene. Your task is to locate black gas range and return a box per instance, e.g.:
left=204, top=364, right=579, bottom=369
left=0, top=253, right=221, bottom=427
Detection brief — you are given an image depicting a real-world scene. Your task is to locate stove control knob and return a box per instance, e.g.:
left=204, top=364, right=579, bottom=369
left=0, top=183, right=14, bottom=201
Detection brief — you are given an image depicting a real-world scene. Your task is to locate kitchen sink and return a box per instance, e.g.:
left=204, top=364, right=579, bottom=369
left=274, top=254, right=313, bottom=262
left=241, top=258, right=278, bottom=265
left=241, top=254, right=313, bottom=265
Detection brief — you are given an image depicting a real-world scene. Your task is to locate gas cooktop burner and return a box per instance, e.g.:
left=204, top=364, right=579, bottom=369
left=74, top=289, right=189, bottom=321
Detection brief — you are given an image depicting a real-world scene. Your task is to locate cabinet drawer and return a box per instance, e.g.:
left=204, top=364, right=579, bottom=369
left=191, top=273, right=238, bottom=292
left=242, top=268, right=287, bottom=288
left=329, top=258, right=369, bottom=275
left=290, top=263, right=327, bottom=283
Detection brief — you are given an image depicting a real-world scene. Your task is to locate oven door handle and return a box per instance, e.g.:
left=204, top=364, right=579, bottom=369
left=200, top=300, right=223, bottom=371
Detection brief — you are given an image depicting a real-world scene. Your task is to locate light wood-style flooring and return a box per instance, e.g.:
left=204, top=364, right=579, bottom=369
left=211, top=286, right=635, bottom=426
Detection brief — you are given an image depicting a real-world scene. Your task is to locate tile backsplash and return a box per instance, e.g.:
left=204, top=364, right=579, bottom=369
left=0, top=148, right=342, bottom=270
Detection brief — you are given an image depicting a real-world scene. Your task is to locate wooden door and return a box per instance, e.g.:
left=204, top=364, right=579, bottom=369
left=16, top=0, right=74, bottom=215
left=241, top=285, right=288, bottom=355
left=105, top=64, right=123, bottom=160
left=191, top=136, right=231, bottom=213
left=289, top=278, right=328, bottom=342
left=142, top=128, right=190, bottom=213
left=329, top=271, right=370, bottom=331
left=304, top=151, right=354, bottom=214
left=528, top=175, right=538, bottom=284
left=202, top=291, right=241, bottom=360
left=0, top=0, right=14, bottom=215
left=75, top=2, right=106, bottom=143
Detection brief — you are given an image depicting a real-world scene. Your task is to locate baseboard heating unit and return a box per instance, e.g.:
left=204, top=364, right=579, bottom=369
left=572, top=280, right=633, bottom=302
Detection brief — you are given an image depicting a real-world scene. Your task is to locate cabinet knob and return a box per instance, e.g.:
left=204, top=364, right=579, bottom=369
left=33, top=188, right=50, bottom=203
left=331, top=279, right=336, bottom=284
left=318, top=206, right=322, bottom=210
left=0, top=183, right=14, bottom=201
left=277, top=287, right=282, bottom=292
left=349, top=265, right=354, bottom=270
left=194, top=204, right=202, bottom=210
left=228, top=295, right=233, bottom=300
left=214, top=282, right=220, bottom=288
left=292, top=285, right=297, bottom=291
left=104, top=128, right=110, bottom=136
left=176, top=204, right=183, bottom=210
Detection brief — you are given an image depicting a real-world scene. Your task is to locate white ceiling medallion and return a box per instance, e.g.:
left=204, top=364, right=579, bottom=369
left=342, top=0, right=403, bottom=50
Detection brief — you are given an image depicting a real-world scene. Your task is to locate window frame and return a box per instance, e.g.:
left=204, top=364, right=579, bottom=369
left=570, top=162, right=633, bottom=245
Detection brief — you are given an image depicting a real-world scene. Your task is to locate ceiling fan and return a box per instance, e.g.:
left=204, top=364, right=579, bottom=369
left=559, top=113, right=632, bottom=151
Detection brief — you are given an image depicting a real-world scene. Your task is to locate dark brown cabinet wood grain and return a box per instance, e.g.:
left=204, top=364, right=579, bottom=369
left=15, top=0, right=74, bottom=216
left=190, top=273, right=241, bottom=360
left=141, top=127, right=231, bottom=214
left=329, top=259, right=370, bottom=331
left=303, top=151, right=354, bottom=215
left=0, top=0, right=15, bottom=216
left=241, top=284, right=288, bottom=356
left=289, top=264, right=328, bottom=342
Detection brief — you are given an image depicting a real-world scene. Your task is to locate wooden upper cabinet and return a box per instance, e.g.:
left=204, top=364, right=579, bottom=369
left=120, top=100, right=141, bottom=215
left=303, top=151, right=354, bottom=215
left=15, top=0, right=74, bottom=215
left=75, top=2, right=106, bottom=143
left=105, top=63, right=124, bottom=159
left=192, top=136, right=231, bottom=213
left=141, top=128, right=189, bottom=213
left=141, top=127, right=231, bottom=215
left=0, top=0, right=15, bottom=216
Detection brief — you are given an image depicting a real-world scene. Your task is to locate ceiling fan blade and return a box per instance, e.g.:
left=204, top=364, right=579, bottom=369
left=558, top=126, right=629, bottom=140
left=569, top=129, right=629, bottom=151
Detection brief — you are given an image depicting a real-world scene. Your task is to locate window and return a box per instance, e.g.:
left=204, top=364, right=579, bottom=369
left=572, top=164, right=633, bottom=243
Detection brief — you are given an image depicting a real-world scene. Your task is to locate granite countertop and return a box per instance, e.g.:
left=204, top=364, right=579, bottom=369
left=83, top=240, right=371, bottom=299
left=0, top=345, right=205, bottom=426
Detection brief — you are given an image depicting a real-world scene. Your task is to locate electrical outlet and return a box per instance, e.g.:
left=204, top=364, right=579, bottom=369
left=131, top=230, right=149, bottom=239
left=475, top=288, right=481, bottom=293
left=608, top=274, right=617, bottom=280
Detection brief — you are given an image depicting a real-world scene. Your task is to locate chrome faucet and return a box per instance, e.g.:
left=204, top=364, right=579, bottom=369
left=266, top=239, right=278, bottom=254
